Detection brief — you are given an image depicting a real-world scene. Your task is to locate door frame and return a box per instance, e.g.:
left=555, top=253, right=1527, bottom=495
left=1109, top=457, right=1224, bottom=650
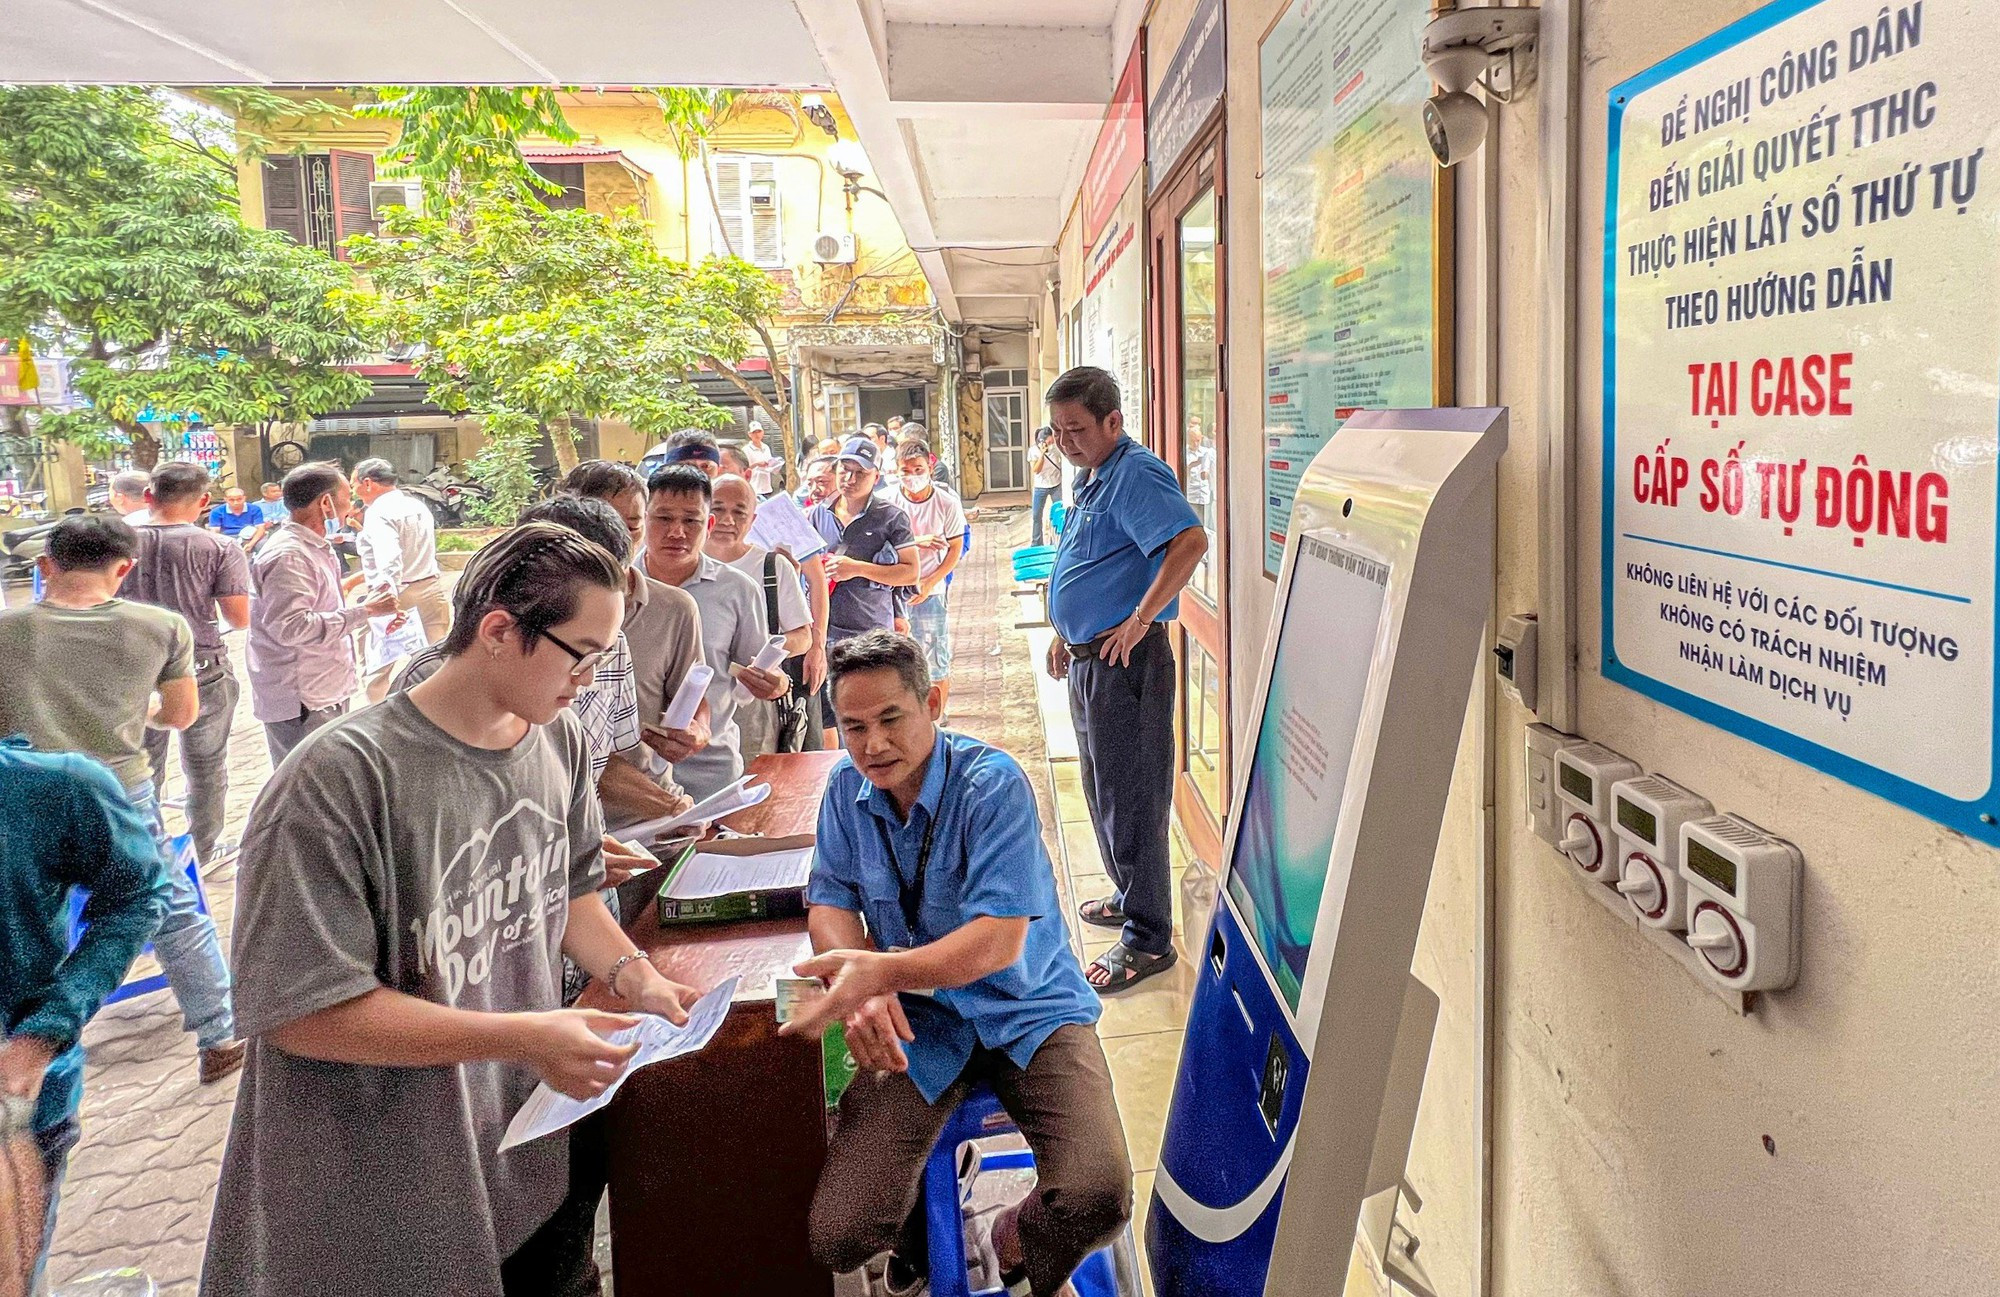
left=1145, top=112, right=1230, bottom=868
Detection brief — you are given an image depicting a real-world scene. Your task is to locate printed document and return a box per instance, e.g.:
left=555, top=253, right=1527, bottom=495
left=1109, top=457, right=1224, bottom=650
left=747, top=492, right=829, bottom=562
left=664, top=844, right=815, bottom=901
left=617, top=776, right=771, bottom=845
left=499, top=975, right=741, bottom=1150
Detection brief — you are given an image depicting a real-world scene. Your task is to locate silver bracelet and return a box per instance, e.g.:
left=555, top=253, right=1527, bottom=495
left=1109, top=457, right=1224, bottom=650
left=605, top=950, right=649, bottom=1000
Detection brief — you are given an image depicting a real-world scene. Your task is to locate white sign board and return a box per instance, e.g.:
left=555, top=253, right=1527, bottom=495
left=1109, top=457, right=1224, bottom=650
left=1082, top=176, right=1146, bottom=441
left=1604, top=0, right=2000, bottom=842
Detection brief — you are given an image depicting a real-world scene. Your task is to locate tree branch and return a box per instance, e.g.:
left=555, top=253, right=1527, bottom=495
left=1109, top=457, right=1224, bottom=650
left=701, top=354, right=783, bottom=431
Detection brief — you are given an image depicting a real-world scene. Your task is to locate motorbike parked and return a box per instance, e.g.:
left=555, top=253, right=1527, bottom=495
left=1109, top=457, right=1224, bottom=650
left=407, top=467, right=492, bottom=528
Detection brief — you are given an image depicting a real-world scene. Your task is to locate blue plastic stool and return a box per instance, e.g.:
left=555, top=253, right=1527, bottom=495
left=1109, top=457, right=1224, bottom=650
left=68, top=831, right=204, bottom=1006
left=921, top=1084, right=1121, bottom=1297
left=1049, top=501, right=1068, bottom=534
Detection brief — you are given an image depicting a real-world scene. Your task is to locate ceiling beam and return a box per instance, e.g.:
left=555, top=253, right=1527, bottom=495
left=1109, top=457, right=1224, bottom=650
left=882, top=21, right=1110, bottom=108
left=791, top=0, right=962, bottom=320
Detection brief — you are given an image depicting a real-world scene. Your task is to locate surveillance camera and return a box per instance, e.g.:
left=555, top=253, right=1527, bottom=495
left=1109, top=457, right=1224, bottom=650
left=1418, top=7, right=1539, bottom=166
left=1423, top=91, right=1488, bottom=168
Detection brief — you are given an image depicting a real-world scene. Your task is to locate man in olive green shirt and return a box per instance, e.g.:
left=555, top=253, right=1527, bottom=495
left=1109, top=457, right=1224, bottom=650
left=0, top=515, right=243, bottom=1082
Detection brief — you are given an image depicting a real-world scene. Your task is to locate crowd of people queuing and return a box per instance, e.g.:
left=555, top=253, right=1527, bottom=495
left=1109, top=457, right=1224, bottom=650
left=0, top=366, right=1199, bottom=1297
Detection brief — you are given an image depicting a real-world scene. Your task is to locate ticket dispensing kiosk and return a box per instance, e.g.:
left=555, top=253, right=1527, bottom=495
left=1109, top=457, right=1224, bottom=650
left=1147, top=409, right=1506, bottom=1296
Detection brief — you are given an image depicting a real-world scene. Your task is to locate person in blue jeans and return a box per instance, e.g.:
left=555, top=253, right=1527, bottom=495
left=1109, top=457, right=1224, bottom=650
left=0, top=737, right=170, bottom=1294
left=0, top=515, right=244, bottom=1085
left=1028, top=426, right=1064, bottom=547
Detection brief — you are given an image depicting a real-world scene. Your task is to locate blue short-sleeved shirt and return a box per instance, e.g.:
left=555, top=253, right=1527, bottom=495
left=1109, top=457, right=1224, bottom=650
left=1047, top=438, right=1202, bottom=644
left=0, top=738, right=169, bottom=1135
left=808, top=499, right=916, bottom=643
left=257, top=500, right=288, bottom=524
left=806, top=730, right=1100, bottom=1102
left=208, top=503, right=259, bottom=538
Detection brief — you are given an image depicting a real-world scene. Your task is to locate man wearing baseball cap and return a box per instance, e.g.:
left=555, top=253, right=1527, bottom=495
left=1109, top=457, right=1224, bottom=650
left=807, top=437, right=919, bottom=649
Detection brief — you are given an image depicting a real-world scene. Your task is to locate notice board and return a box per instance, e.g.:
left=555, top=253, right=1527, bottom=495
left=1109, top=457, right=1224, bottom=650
left=1259, top=0, right=1451, bottom=576
left=1604, top=0, right=2000, bottom=841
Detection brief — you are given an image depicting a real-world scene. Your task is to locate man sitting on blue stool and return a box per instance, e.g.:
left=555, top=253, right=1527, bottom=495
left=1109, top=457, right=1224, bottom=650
left=784, top=631, right=1131, bottom=1297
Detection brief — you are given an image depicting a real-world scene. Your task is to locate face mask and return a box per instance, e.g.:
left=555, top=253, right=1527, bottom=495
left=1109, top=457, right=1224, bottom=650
left=903, top=473, right=931, bottom=493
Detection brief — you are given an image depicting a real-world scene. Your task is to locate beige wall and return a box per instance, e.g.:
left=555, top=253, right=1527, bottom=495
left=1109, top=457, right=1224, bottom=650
left=1089, top=0, right=2000, bottom=1292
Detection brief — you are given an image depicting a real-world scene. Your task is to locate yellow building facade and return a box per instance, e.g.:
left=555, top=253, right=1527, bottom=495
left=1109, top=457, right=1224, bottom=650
left=228, top=90, right=959, bottom=488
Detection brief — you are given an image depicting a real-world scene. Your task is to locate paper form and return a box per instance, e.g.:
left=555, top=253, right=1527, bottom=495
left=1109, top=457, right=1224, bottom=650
left=663, top=844, right=814, bottom=901
left=498, top=974, right=741, bottom=1151
left=746, top=492, right=829, bottom=563
left=616, top=776, right=771, bottom=845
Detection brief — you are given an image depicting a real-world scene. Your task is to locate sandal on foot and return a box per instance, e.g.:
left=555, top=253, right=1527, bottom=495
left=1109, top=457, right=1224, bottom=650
left=1087, top=942, right=1178, bottom=995
left=1076, top=896, right=1127, bottom=929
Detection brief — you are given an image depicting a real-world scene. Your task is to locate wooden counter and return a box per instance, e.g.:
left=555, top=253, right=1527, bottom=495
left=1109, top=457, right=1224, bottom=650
left=587, top=749, right=843, bottom=1297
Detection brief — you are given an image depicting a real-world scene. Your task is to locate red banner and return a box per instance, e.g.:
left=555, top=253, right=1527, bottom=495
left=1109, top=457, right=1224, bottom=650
left=1080, top=36, right=1145, bottom=247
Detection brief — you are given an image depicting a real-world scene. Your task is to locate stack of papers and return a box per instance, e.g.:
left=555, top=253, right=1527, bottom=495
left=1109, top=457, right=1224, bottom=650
left=619, top=775, right=772, bottom=844
left=499, top=975, right=741, bottom=1150
left=663, top=844, right=815, bottom=901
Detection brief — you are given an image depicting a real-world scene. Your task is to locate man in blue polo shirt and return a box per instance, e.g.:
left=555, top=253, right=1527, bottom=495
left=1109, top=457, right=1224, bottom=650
left=206, top=486, right=260, bottom=540
left=808, top=438, right=919, bottom=645
left=1043, top=366, right=1207, bottom=994
left=785, top=631, right=1130, bottom=1297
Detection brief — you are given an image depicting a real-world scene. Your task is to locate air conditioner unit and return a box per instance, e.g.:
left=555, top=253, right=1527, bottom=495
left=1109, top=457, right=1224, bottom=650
left=368, top=180, right=422, bottom=222
left=813, top=231, right=857, bottom=265
left=748, top=178, right=778, bottom=209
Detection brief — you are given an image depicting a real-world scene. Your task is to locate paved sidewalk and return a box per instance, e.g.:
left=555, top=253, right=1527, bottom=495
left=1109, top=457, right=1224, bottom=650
left=42, top=504, right=1061, bottom=1295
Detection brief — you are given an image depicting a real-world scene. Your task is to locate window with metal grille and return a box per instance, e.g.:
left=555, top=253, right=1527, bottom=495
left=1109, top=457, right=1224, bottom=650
left=711, top=155, right=783, bottom=267
left=262, top=150, right=377, bottom=258
left=528, top=162, right=587, bottom=210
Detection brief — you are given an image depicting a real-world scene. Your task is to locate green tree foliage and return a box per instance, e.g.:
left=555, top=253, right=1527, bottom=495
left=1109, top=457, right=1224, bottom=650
left=344, top=193, right=780, bottom=519
left=0, top=86, right=370, bottom=464
left=356, top=87, right=579, bottom=221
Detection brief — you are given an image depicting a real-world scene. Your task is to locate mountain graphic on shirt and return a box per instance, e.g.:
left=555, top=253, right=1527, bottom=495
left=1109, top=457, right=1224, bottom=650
left=415, top=796, right=572, bottom=1000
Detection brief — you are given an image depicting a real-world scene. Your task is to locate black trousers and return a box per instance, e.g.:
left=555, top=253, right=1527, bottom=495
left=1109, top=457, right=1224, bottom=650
left=1066, top=623, right=1177, bottom=955
left=499, top=1112, right=607, bottom=1297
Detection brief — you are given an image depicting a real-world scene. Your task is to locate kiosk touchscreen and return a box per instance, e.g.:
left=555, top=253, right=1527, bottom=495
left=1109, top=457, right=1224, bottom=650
left=1147, top=409, right=1506, bottom=1296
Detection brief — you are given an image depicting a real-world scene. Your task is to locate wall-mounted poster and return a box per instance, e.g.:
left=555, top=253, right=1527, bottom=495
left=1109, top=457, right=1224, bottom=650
left=1603, top=0, right=2000, bottom=843
left=1083, top=177, right=1147, bottom=446
left=1259, top=0, right=1450, bottom=576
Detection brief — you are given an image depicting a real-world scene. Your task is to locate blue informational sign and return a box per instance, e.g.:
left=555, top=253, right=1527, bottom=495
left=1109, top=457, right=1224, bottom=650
left=1147, top=0, right=1225, bottom=191
left=1603, top=0, right=2000, bottom=843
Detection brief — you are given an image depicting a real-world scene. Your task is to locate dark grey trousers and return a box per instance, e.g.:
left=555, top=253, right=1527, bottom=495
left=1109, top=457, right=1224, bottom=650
left=1067, top=623, right=1177, bottom=955
left=143, top=662, right=239, bottom=865
left=261, top=700, right=347, bottom=768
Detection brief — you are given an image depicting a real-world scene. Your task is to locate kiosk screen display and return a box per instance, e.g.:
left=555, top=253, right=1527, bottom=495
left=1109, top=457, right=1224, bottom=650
left=1225, top=533, right=1390, bottom=1010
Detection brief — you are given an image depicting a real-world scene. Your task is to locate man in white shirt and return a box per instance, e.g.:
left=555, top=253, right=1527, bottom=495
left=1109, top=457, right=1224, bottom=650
left=351, top=457, right=450, bottom=700
left=637, top=467, right=794, bottom=797
left=891, top=437, right=969, bottom=716
left=706, top=474, right=823, bottom=755
left=109, top=469, right=152, bottom=525
left=742, top=425, right=779, bottom=497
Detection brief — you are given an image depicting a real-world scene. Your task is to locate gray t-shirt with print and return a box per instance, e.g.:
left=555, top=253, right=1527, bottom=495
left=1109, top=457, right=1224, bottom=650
left=201, top=695, right=604, bottom=1297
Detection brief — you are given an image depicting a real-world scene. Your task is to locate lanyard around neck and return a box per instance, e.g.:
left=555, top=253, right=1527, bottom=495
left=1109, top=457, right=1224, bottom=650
left=883, top=743, right=953, bottom=938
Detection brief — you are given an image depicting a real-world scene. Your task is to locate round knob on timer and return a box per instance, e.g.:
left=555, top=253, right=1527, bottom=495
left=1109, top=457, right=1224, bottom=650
left=1560, top=814, right=1600, bottom=870
left=1616, top=856, right=1661, bottom=911
left=1687, top=906, right=1744, bottom=976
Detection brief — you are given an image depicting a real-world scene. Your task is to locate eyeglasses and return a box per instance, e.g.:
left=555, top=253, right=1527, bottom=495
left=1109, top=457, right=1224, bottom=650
left=539, top=628, right=608, bottom=681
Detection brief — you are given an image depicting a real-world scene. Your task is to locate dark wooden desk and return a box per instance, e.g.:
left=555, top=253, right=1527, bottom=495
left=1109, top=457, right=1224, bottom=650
left=588, top=750, right=843, bottom=1297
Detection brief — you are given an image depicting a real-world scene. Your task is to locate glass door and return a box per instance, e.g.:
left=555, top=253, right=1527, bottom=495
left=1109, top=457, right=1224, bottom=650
left=1147, top=128, right=1229, bottom=867
left=984, top=377, right=1029, bottom=490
